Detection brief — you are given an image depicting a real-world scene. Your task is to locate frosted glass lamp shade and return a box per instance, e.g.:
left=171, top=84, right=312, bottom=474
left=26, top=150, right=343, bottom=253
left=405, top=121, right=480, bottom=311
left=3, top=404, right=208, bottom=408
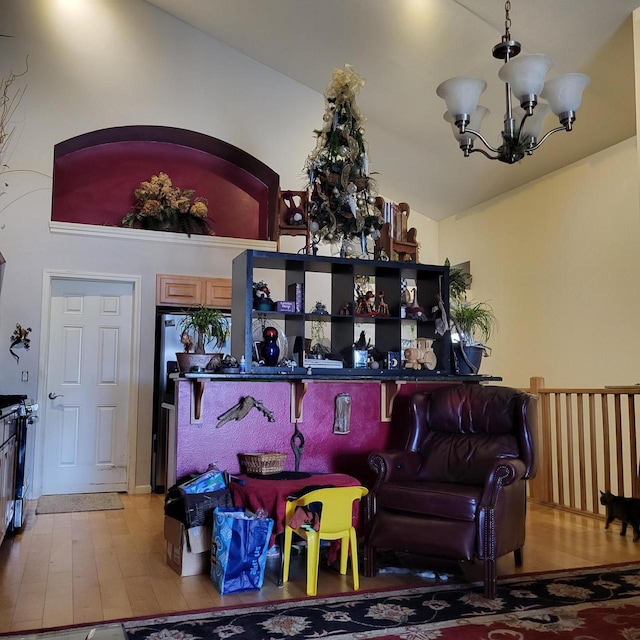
left=445, top=106, right=490, bottom=144
left=498, top=54, right=552, bottom=100
left=541, top=73, right=590, bottom=115
left=518, top=103, right=550, bottom=142
left=436, top=76, right=487, bottom=119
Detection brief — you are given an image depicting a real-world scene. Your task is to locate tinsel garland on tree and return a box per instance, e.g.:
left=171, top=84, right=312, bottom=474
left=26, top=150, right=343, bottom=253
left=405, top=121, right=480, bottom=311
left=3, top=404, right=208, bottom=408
left=305, top=64, right=383, bottom=253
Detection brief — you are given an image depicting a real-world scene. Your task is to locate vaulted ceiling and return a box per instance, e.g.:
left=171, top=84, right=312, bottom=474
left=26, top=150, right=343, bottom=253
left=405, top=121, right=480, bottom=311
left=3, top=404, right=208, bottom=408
left=145, top=0, right=640, bottom=221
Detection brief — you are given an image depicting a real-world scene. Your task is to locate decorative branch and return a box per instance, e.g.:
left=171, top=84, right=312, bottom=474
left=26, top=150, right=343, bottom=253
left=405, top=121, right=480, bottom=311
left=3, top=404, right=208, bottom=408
left=216, top=396, right=275, bottom=428
left=0, top=57, right=28, bottom=175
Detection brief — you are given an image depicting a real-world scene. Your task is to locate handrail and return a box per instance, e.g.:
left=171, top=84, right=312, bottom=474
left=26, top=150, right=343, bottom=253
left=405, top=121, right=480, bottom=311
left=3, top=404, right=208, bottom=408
left=527, top=377, right=640, bottom=517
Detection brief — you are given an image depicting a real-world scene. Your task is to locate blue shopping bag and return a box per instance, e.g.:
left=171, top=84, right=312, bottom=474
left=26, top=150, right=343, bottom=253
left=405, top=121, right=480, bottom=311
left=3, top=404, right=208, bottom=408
left=210, top=507, right=274, bottom=594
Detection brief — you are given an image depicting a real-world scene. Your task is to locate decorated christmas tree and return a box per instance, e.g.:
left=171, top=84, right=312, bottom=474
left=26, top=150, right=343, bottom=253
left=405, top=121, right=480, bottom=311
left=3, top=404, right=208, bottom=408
left=305, top=64, right=383, bottom=256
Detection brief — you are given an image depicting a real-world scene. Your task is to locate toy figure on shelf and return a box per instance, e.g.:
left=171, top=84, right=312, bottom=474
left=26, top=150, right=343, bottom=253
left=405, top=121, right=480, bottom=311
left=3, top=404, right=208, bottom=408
left=253, top=280, right=275, bottom=311
left=354, top=330, right=370, bottom=352
left=403, top=338, right=437, bottom=371
left=377, top=292, right=389, bottom=316
left=400, top=279, right=426, bottom=319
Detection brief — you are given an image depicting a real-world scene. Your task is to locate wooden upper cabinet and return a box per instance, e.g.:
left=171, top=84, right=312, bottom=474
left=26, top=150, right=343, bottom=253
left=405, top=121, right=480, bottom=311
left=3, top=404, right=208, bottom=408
left=156, top=274, right=232, bottom=309
left=205, top=278, right=233, bottom=309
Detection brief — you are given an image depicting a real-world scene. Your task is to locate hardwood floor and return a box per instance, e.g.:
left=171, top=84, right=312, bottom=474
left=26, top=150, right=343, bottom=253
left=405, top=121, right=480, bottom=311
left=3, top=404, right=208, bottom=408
left=0, top=493, right=637, bottom=633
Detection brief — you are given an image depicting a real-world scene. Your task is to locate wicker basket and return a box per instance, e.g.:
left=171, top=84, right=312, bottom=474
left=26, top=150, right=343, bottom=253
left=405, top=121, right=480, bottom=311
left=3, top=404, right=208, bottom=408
left=239, top=452, right=287, bottom=475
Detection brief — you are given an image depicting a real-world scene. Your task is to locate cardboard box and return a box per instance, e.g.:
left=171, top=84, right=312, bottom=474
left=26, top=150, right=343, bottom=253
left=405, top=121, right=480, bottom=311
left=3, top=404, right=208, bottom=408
left=164, top=516, right=211, bottom=576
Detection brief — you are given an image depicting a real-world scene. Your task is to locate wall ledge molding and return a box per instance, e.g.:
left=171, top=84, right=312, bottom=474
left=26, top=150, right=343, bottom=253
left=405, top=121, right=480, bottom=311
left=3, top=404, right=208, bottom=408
left=49, top=221, right=277, bottom=251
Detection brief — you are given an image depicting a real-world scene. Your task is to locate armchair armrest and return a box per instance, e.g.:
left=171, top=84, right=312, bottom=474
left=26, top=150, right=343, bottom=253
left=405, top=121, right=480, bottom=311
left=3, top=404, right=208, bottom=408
left=479, top=458, right=527, bottom=508
left=368, top=450, right=423, bottom=487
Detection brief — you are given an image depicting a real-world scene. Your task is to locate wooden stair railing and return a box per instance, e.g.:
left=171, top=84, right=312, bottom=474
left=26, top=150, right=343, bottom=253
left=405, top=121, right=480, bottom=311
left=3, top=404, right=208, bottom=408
left=527, top=376, right=640, bottom=518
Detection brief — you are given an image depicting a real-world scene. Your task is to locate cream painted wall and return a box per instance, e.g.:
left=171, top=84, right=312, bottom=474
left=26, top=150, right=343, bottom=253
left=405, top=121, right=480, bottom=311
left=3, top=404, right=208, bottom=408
left=439, top=137, right=640, bottom=389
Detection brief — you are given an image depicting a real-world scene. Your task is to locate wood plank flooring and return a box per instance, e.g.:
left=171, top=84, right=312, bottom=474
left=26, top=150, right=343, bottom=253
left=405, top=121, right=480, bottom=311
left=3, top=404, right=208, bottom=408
left=1, top=493, right=637, bottom=633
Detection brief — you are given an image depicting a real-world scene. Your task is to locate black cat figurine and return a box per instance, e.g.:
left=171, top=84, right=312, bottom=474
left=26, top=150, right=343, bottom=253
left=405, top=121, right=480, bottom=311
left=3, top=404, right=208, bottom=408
left=600, top=490, right=640, bottom=541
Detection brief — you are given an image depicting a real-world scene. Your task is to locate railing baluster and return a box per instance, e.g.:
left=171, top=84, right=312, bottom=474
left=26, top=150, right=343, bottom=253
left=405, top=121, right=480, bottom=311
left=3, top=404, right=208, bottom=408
left=602, top=394, right=611, bottom=493
left=576, top=393, right=587, bottom=511
left=628, top=394, right=638, bottom=497
left=589, top=393, right=598, bottom=511
left=554, top=393, right=563, bottom=504
left=566, top=393, right=575, bottom=509
left=614, top=394, right=624, bottom=494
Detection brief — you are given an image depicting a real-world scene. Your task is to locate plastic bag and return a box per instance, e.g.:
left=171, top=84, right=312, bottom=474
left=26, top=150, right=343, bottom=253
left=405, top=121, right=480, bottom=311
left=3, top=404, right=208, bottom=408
left=210, top=507, right=274, bottom=594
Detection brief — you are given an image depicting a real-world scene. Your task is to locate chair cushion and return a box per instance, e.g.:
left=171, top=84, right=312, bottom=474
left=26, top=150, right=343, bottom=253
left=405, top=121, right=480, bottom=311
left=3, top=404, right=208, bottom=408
left=376, top=481, right=482, bottom=521
left=418, top=432, right=519, bottom=484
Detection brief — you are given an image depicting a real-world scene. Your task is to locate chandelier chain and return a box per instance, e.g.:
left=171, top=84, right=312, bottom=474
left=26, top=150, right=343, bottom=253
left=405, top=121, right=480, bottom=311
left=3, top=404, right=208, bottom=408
left=504, top=0, right=511, bottom=39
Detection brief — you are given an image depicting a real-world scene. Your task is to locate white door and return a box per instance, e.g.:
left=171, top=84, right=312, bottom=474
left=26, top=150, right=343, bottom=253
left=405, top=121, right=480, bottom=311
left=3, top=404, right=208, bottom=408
left=42, top=279, right=133, bottom=495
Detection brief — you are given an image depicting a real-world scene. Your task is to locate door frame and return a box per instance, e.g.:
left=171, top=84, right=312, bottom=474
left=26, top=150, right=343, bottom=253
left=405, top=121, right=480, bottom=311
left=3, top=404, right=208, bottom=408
left=34, top=270, right=142, bottom=498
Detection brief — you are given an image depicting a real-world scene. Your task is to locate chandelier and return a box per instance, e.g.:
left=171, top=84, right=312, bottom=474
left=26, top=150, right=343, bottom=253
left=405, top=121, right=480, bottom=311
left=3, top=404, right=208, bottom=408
left=436, top=1, right=590, bottom=164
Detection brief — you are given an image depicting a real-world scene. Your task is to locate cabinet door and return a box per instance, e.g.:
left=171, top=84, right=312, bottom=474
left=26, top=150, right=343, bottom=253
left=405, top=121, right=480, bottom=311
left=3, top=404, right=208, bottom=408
left=157, top=274, right=204, bottom=307
left=204, top=278, right=232, bottom=309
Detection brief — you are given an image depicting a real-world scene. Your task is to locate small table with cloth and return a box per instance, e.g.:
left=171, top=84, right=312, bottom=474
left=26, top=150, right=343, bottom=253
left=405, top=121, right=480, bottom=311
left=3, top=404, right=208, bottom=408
left=230, top=472, right=363, bottom=586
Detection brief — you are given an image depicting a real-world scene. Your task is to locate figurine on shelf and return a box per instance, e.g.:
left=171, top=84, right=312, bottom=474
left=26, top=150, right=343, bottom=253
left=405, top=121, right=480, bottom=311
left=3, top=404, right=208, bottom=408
left=354, top=330, right=370, bottom=352
left=377, top=291, right=389, bottom=316
left=355, top=289, right=377, bottom=315
left=253, top=280, right=275, bottom=311
left=310, top=300, right=329, bottom=315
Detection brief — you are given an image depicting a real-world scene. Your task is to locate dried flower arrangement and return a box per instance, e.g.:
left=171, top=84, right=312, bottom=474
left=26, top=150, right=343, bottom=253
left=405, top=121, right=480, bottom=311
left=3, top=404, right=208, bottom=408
left=121, top=172, right=211, bottom=236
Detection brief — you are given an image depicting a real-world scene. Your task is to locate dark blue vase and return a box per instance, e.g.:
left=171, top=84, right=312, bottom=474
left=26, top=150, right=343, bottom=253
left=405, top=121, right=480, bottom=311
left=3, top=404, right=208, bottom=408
left=261, top=326, right=280, bottom=366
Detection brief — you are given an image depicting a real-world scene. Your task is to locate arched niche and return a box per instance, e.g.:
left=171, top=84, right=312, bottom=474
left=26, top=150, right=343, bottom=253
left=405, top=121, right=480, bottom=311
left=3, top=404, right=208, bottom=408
left=51, top=125, right=279, bottom=241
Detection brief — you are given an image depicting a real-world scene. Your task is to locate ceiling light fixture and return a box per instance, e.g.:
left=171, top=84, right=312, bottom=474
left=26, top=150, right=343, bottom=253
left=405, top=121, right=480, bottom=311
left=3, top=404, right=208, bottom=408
left=436, top=1, right=590, bottom=164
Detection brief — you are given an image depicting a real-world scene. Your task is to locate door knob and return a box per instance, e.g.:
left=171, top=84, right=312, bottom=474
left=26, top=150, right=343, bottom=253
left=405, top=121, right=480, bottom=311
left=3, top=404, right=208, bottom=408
left=48, top=392, right=63, bottom=400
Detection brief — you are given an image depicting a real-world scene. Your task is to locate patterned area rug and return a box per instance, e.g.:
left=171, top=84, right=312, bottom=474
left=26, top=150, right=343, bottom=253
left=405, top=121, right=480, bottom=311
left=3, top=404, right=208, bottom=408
left=36, top=492, right=123, bottom=514
left=123, top=562, right=640, bottom=639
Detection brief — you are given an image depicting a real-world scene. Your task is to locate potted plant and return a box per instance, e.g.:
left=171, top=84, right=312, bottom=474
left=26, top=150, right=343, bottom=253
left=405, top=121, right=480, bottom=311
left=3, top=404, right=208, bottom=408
left=449, top=298, right=497, bottom=375
left=176, top=305, right=229, bottom=372
left=444, top=258, right=496, bottom=374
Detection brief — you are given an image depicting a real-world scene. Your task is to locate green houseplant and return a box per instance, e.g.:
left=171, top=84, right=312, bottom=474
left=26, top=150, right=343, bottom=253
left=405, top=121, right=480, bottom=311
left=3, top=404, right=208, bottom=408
left=445, top=258, right=497, bottom=375
left=176, top=305, right=229, bottom=372
left=449, top=299, right=497, bottom=374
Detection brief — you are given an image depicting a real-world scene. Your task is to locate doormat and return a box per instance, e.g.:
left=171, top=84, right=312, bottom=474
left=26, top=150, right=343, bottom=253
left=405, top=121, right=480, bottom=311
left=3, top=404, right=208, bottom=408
left=36, top=492, right=124, bottom=514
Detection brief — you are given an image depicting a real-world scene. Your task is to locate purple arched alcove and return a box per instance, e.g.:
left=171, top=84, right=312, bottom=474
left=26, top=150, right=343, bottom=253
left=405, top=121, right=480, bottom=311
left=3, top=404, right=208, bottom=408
left=51, top=125, right=279, bottom=240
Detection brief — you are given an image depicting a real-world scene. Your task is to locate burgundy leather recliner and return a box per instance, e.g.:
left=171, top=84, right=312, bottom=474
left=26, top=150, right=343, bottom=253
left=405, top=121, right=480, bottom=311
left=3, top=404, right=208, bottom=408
left=364, top=384, right=538, bottom=598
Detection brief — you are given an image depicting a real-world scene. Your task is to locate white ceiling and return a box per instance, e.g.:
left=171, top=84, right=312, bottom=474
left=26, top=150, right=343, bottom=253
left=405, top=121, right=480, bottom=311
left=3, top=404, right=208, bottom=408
left=145, top=0, right=640, bottom=221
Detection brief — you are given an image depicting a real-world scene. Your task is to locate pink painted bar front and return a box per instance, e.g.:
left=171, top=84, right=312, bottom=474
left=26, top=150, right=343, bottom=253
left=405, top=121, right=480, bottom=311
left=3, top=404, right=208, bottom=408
left=173, top=378, right=460, bottom=486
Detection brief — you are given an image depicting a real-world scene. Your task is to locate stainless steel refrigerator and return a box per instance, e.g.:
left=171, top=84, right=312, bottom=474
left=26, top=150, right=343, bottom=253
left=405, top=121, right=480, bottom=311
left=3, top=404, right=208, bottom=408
left=152, top=309, right=231, bottom=492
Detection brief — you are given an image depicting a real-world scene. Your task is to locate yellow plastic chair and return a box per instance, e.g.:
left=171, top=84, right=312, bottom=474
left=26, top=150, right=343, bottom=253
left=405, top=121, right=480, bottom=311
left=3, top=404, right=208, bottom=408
left=282, top=485, right=369, bottom=596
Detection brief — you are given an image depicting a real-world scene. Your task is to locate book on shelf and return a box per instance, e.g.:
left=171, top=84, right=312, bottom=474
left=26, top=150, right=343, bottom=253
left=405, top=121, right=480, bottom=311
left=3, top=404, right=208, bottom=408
left=303, top=358, right=343, bottom=368
left=287, top=282, right=304, bottom=313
